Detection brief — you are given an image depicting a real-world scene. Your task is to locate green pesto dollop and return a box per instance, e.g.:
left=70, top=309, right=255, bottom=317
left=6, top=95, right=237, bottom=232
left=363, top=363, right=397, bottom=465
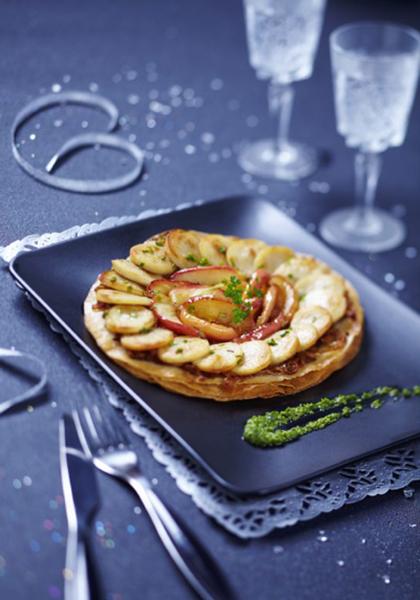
left=243, top=385, right=420, bottom=448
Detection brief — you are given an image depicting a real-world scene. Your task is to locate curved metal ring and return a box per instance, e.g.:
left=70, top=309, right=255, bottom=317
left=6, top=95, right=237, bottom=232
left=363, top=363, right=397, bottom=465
left=11, top=91, right=144, bottom=194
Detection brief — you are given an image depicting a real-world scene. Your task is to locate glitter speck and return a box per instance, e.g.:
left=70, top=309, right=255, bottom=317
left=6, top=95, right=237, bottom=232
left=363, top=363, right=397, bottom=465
left=62, top=74, right=71, bottom=84
left=151, top=478, right=158, bottom=486
left=13, top=479, right=22, bottom=489
left=381, top=574, right=391, bottom=585
left=51, top=401, right=57, bottom=408
left=405, top=246, right=417, bottom=259
left=23, top=475, right=32, bottom=486
left=126, top=70, right=138, bottom=81
left=185, top=144, right=196, bottom=155
left=337, top=560, right=345, bottom=567
left=246, top=115, right=259, bottom=128
left=309, top=181, right=330, bottom=194
left=128, top=134, right=137, bottom=143
left=127, top=524, right=136, bottom=534
left=43, top=519, right=54, bottom=531
left=273, top=545, right=284, bottom=554
left=394, top=279, right=405, bottom=291
left=386, top=558, right=393, bottom=565
left=317, top=535, right=328, bottom=542
left=210, top=78, right=224, bottom=91
left=241, top=173, right=253, bottom=184
left=361, top=538, right=367, bottom=544
left=89, top=82, right=99, bottom=93
left=134, top=506, right=142, bottom=515
left=408, top=523, right=417, bottom=528
left=128, top=94, right=140, bottom=105
left=201, top=132, right=215, bottom=145
left=81, top=120, right=89, bottom=129
left=51, top=83, right=62, bottom=93
left=208, top=152, right=219, bottom=163
left=54, top=119, right=63, bottom=128
left=146, top=118, right=156, bottom=129
left=29, top=133, right=36, bottom=141
left=62, top=568, right=73, bottom=581
left=384, top=272, right=395, bottom=284
left=403, top=486, right=415, bottom=499
left=169, top=85, right=182, bottom=97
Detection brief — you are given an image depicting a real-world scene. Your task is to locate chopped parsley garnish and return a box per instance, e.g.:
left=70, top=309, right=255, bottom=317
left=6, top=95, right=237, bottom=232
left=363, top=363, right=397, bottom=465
left=267, top=339, right=277, bottom=346
left=232, top=305, right=251, bottom=324
left=280, top=329, right=291, bottom=337
left=175, top=348, right=184, bottom=354
left=198, top=257, right=210, bottom=266
left=186, top=254, right=197, bottom=262
left=155, top=239, right=165, bottom=247
left=219, top=246, right=227, bottom=254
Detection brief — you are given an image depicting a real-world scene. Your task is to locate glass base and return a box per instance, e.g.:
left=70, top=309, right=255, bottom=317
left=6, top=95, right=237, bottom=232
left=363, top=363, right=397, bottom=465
left=319, top=207, right=406, bottom=252
left=238, top=139, right=319, bottom=181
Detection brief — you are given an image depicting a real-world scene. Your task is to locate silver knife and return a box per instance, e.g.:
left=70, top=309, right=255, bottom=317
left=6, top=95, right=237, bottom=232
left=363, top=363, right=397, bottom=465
left=59, top=414, right=101, bottom=600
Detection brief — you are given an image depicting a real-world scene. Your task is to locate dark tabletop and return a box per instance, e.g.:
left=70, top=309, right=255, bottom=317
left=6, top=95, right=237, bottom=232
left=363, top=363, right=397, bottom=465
left=1, top=0, right=419, bottom=599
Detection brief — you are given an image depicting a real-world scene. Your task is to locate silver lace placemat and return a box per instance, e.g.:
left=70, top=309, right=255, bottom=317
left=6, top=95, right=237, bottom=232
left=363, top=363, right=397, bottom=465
left=2, top=207, right=419, bottom=539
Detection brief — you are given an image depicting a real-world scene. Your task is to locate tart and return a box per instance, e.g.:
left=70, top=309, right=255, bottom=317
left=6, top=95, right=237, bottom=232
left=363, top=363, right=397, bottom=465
left=84, top=229, right=363, bottom=401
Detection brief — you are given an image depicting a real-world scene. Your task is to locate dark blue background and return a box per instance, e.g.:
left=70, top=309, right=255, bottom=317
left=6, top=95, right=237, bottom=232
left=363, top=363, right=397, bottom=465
left=1, top=0, right=419, bottom=599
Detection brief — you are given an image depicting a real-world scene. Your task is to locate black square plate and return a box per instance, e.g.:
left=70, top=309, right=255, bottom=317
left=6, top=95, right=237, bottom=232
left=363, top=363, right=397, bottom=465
left=10, top=196, right=420, bottom=495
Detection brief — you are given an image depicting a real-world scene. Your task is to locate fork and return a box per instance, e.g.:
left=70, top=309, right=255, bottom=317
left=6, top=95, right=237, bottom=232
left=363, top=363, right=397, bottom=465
left=73, top=393, right=234, bottom=600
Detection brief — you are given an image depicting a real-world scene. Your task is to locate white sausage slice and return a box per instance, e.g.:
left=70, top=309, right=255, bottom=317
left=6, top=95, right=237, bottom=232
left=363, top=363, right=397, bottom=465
left=130, top=241, right=176, bottom=275
left=266, top=330, right=300, bottom=365
left=232, top=340, right=271, bottom=375
left=292, top=323, right=319, bottom=351
left=96, top=289, right=153, bottom=306
left=112, top=259, right=158, bottom=286
left=157, top=337, right=210, bottom=364
left=291, top=306, right=332, bottom=337
left=120, top=328, right=174, bottom=351
left=194, top=342, right=243, bottom=373
left=105, top=306, right=156, bottom=334
left=226, top=239, right=267, bottom=276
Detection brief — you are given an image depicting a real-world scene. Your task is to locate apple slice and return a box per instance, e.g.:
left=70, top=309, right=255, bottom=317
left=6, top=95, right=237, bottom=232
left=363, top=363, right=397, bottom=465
left=112, top=259, right=158, bottom=286
left=232, top=340, right=272, bottom=375
left=266, top=329, right=300, bottom=365
left=254, top=245, right=295, bottom=273
left=270, top=275, right=299, bottom=321
left=165, top=229, right=203, bottom=269
left=104, top=306, right=156, bottom=334
left=171, top=265, right=242, bottom=286
left=96, top=288, right=153, bottom=306
left=198, top=234, right=237, bottom=266
left=194, top=342, right=243, bottom=373
left=168, top=285, right=213, bottom=305
left=130, top=240, right=176, bottom=275
left=185, top=295, right=235, bottom=324
left=291, top=306, right=332, bottom=337
left=257, top=284, right=279, bottom=326
left=226, top=239, right=267, bottom=276
left=120, top=327, right=174, bottom=351
left=157, top=336, right=210, bottom=365
left=179, top=305, right=236, bottom=341
left=99, top=270, right=146, bottom=296
left=152, top=302, right=200, bottom=337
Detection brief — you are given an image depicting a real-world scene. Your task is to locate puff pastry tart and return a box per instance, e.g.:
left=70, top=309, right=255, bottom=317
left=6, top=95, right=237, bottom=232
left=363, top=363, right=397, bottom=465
left=84, top=229, right=363, bottom=401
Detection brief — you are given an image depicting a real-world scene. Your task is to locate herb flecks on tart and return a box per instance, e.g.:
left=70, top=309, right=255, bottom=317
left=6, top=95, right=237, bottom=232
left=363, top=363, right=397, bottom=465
left=84, top=229, right=364, bottom=401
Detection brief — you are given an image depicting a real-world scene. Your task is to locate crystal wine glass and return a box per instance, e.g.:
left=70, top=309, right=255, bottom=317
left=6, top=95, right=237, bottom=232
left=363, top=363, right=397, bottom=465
left=320, top=22, right=420, bottom=252
left=239, top=0, right=327, bottom=180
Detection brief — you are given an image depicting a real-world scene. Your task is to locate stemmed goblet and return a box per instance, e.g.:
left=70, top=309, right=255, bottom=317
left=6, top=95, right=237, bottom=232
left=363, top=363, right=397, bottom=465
left=320, top=22, right=420, bottom=252
left=239, top=0, right=327, bottom=180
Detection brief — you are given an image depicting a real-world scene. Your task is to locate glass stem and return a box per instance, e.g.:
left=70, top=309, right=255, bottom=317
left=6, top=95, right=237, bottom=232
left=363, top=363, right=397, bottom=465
left=268, top=81, right=295, bottom=154
left=354, top=151, right=382, bottom=231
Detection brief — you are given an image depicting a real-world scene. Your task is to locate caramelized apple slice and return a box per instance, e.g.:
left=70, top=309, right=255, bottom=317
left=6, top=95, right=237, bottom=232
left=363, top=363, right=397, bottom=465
left=112, top=259, right=158, bottom=286
left=179, top=306, right=236, bottom=341
left=293, top=323, right=319, bottom=351
left=232, top=340, right=271, bottom=375
left=147, top=279, right=174, bottom=301
left=96, top=289, right=153, bottom=306
left=153, top=302, right=200, bottom=337
left=171, top=266, right=242, bottom=286
left=185, top=296, right=235, bottom=324
left=105, top=306, right=156, bottom=334
left=198, top=234, right=236, bottom=266
left=266, top=329, right=300, bottom=365
left=291, top=306, right=332, bottom=337
left=226, top=239, right=268, bottom=276
left=130, top=240, right=176, bottom=275
left=257, top=284, right=279, bottom=326
left=254, top=246, right=295, bottom=273
left=120, top=328, right=174, bottom=351
left=99, top=271, right=146, bottom=296
left=165, top=229, right=203, bottom=269
left=194, top=342, right=243, bottom=373
left=158, top=336, right=210, bottom=364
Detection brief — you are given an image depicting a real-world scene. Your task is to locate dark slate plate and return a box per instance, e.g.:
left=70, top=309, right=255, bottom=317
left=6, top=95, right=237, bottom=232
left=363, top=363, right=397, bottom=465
left=10, top=196, right=420, bottom=495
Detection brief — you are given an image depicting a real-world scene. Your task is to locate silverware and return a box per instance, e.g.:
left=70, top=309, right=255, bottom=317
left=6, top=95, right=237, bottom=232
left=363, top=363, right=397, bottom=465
left=59, top=414, right=102, bottom=600
left=73, top=397, right=234, bottom=600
